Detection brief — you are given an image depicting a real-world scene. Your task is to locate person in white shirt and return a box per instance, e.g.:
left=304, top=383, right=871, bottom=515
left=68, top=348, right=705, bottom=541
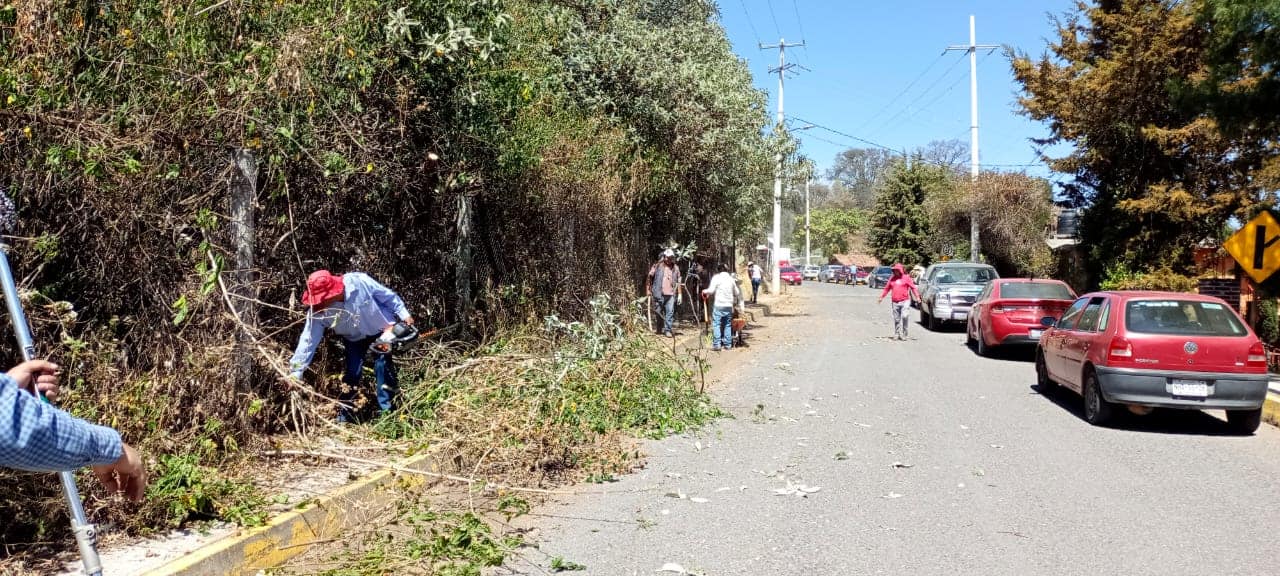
left=747, top=261, right=763, bottom=304
left=701, top=263, right=743, bottom=351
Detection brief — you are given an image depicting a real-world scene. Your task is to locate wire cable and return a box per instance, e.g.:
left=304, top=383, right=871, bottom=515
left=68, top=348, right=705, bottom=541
left=851, top=51, right=948, bottom=134
left=738, top=0, right=763, bottom=45
left=766, top=0, right=783, bottom=37
left=866, top=51, right=971, bottom=138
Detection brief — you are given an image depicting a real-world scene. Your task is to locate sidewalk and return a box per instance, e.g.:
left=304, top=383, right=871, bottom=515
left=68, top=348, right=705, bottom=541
left=1266, top=377, right=1280, bottom=429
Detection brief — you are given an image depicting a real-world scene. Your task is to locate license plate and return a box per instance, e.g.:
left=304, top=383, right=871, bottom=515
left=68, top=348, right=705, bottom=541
left=1170, top=379, right=1209, bottom=397
left=953, top=312, right=968, bottom=320
left=1028, top=329, right=1042, bottom=339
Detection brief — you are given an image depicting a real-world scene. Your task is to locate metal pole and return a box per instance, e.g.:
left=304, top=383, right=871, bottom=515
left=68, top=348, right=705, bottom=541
left=945, top=16, right=997, bottom=263
left=760, top=37, right=804, bottom=294
left=773, top=41, right=784, bottom=292
left=804, top=176, right=811, bottom=267
left=968, top=14, right=981, bottom=262
left=0, top=245, right=102, bottom=576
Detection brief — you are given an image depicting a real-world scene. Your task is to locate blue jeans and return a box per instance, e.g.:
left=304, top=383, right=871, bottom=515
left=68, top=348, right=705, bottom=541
left=712, top=306, right=734, bottom=349
left=750, top=279, right=761, bottom=302
left=655, top=294, right=676, bottom=335
left=339, top=336, right=399, bottom=421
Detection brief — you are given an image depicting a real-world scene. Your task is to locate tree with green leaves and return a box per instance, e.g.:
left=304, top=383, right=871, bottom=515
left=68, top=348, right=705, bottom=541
left=1189, top=0, right=1280, bottom=192
left=868, top=159, right=951, bottom=267
left=1012, top=0, right=1265, bottom=282
left=791, top=208, right=869, bottom=258
left=926, top=172, right=1054, bottom=276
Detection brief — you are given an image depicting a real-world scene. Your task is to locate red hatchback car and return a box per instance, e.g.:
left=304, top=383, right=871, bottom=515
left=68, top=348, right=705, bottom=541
left=967, top=279, right=1077, bottom=356
left=1036, top=291, right=1269, bottom=433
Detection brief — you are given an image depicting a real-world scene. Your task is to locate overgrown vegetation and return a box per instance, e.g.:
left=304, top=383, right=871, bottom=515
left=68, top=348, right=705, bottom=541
left=0, top=0, right=768, bottom=555
left=1012, top=0, right=1278, bottom=283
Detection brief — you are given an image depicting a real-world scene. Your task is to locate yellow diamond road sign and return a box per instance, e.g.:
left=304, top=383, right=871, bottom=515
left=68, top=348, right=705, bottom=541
left=1224, top=211, right=1280, bottom=283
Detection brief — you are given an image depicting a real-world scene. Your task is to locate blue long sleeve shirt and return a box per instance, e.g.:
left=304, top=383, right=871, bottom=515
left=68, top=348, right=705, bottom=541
left=0, top=375, right=123, bottom=472
left=289, top=272, right=411, bottom=377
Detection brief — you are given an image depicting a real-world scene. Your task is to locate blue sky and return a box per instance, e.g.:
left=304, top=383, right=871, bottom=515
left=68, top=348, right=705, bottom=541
left=719, top=0, right=1078, bottom=181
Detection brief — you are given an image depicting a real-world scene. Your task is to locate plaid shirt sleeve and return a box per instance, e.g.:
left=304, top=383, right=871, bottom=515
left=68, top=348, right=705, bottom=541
left=0, top=375, right=122, bottom=472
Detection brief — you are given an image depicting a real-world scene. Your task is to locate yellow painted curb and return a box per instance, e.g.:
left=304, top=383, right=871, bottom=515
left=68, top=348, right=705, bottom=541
left=1264, top=392, right=1280, bottom=429
left=140, top=452, right=434, bottom=576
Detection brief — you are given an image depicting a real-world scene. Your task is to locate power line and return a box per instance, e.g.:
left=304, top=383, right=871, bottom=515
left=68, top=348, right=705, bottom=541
left=790, top=117, right=1049, bottom=174
left=866, top=52, right=968, bottom=138
left=738, top=0, right=763, bottom=44
left=765, top=0, right=783, bottom=37
left=791, top=0, right=810, bottom=60
left=790, top=116, right=906, bottom=155
left=852, top=52, right=947, bottom=134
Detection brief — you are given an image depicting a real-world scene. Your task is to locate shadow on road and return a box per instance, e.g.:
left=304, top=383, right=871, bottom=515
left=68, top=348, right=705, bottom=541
left=966, top=342, right=1037, bottom=363
left=1031, top=384, right=1248, bottom=437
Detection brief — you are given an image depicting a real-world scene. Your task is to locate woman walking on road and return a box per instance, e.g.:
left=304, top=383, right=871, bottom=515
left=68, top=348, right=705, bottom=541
left=877, top=263, right=920, bottom=341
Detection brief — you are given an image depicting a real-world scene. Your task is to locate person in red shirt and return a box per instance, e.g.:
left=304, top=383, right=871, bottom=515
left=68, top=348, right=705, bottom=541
left=877, top=263, right=921, bottom=340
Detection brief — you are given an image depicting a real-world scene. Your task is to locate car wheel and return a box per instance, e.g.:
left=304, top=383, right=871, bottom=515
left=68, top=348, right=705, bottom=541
left=1035, top=350, right=1056, bottom=391
left=1083, top=370, right=1115, bottom=426
left=975, top=326, right=990, bottom=356
left=1226, top=408, right=1262, bottom=435
left=965, top=323, right=976, bottom=347
left=924, top=305, right=938, bottom=331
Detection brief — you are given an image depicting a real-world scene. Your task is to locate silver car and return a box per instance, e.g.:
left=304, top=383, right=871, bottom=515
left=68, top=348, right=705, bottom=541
left=918, top=262, right=999, bottom=331
left=817, top=265, right=843, bottom=283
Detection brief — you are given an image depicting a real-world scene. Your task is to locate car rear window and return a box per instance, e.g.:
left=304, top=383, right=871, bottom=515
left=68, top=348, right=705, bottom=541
left=874, top=267, right=891, bottom=274
left=1124, top=300, right=1247, bottom=336
left=781, top=267, right=797, bottom=273
left=935, top=267, right=996, bottom=284
left=1000, top=282, right=1073, bottom=300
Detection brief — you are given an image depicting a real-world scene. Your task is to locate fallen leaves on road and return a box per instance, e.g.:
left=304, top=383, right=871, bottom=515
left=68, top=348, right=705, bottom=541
left=890, top=461, right=914, bottom=469
left=772, top=479, right=822, bottom=497
left=834, top=451, right=851, bottom=460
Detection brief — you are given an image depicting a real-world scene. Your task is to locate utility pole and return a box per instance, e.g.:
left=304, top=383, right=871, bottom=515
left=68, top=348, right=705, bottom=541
left=760, top=37, right=804, bottom=292
left=946, top=15, right=998, bottom=262
left=804, top=176, right=811, bottom=267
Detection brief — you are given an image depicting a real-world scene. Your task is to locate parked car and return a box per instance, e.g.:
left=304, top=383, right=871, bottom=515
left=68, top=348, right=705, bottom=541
left=802, top=265, right=821, bottom=281
left=867, top=266, right=893, bottom=289
left=855, top=267, right=870, bottom=285
left=779, top=266, right=803, bottom=285
left=966, top=279, right=1076, bottom=356
left=817, top=264, right=842, bottom=283
left=1037, top=291, right=1268, bottom=433
left=834, top=266, right=854, bottom=284
left=918, top=262, right=999, bottom=330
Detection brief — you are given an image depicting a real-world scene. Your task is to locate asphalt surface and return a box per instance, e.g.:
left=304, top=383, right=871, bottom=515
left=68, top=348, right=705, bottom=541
left=498, top=282, right=1280, bottom=576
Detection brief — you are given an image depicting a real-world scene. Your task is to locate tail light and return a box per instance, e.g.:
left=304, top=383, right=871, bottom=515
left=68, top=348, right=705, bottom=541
left=1108, top=337, right=1133, bottom=362
left=1247, top=341, right=1267, bottom=368
left=991, top=305, right=1005, bottom=314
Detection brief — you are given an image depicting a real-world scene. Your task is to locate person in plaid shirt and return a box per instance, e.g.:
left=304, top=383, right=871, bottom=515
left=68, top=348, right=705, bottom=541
left=0, top=360, right=146, bottom=500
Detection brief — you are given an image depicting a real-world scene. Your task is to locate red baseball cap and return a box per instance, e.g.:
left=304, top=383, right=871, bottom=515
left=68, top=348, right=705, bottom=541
left=302, top=270, right=345, bottom=307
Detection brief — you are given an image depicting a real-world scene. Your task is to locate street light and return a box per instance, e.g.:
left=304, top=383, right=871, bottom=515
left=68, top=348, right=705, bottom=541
left=793, top=123, right=816, bottom=268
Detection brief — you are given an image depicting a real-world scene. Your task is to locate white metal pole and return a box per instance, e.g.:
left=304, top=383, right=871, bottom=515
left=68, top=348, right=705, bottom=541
left=771, top=42, right=785, bottom=293
left=968, top=14, right=981, bottom=262
left=804, top=176, right=811, bottom=267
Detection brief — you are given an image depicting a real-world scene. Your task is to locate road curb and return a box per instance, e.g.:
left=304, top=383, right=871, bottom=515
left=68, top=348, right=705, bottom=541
left=139, top=453, right=434, bottom=576
left=1264, top=392, right=1280, bottom=429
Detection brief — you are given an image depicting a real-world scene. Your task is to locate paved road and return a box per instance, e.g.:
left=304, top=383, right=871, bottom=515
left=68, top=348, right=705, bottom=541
left=499, top=282, right=1280, bottom=576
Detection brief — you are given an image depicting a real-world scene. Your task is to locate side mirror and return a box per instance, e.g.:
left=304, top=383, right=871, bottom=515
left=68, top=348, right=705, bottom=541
left=1040, top=317, right=1057, bottom=328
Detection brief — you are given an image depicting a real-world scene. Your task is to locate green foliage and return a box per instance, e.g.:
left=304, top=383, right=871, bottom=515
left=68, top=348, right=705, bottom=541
left=926, top=171, right=1055, bottom=276
left=551, top=557, right=587, bottom=572
left=1255, top=298, right=1280, bottom=346
left=1099, top=264, right=1199, bottom=292
left=791, top=208, right=868, bottom=257
left=309, top=501, right=516, bottom=576
left=868, top=159, right=951, bottom=267
left=1012, top=0, right=1267, bottom=282
left=1, top=0, right=773, bottom=550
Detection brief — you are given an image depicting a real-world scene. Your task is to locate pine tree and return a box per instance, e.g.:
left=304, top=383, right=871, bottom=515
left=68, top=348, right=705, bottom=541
left=868, top=159, right=950, bottom=267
